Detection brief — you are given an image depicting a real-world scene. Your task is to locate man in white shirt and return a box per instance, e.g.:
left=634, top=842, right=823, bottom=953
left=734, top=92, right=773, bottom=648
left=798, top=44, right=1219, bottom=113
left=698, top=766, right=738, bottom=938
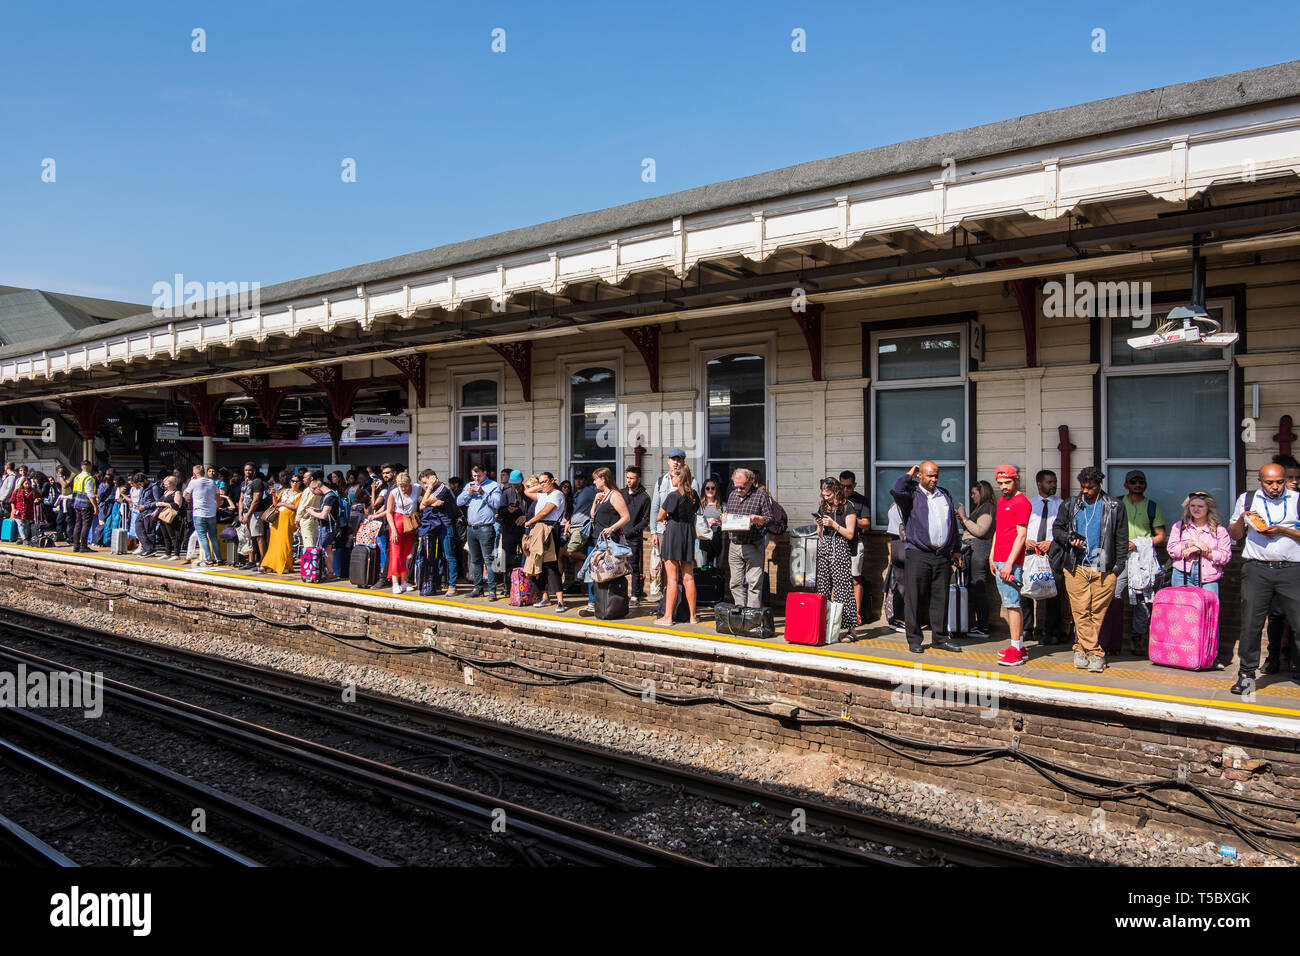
left=1024, top=469, right=1066, bottom=644
left=1228, top=463, right=1300, bottom=697
left=184, top=464, right=233, bottom=567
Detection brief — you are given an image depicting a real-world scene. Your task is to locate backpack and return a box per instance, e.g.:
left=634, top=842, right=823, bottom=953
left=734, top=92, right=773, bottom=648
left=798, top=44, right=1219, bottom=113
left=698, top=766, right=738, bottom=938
left=765, top=493, right=788, bottom=536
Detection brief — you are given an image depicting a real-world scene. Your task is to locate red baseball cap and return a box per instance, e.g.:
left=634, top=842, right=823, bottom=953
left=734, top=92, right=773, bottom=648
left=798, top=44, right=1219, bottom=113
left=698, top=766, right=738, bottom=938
left=995, top=464, right=1018, bottom=480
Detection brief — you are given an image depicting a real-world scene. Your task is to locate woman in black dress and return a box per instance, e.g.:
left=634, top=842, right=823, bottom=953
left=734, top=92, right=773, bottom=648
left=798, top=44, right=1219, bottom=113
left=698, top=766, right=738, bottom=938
left=654, top=465, right=700, bottom=625
left=816, top=476, right=860, bottom=638
left=581, top=467, right=631, bottom=615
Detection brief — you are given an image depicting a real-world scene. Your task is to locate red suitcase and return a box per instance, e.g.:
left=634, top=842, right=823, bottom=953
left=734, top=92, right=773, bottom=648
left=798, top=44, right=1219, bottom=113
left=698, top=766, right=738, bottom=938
left=785, top=591, right=828, bottom=646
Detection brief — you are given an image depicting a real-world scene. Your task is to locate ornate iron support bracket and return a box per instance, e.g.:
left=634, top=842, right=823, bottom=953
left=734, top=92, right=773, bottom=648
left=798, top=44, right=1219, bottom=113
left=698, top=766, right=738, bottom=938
left=489, top=342, right=533, bottom=403
left=620, top=326, right=662, bottom=393
left=1057, top=425, right=1077, bottom=498
left=173, top=384, right=228, bottom=437
left=1011, top=278, right=1038, bottom=369
left=792, top=304, right=824, bottom=381
left=385, top=354, right=428, bottom=407
left=53, top=396, right=103, bottom=441
left=302, top=366, right=365, bottom=423
left=231, top=373, right=293, bottom=427
left=1275, top=415, right=1296, bottom=458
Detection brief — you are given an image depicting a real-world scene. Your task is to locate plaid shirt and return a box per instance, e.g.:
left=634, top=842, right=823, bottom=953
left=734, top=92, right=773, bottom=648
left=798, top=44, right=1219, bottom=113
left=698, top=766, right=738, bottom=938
left=724, top=485, right=773, bottom=546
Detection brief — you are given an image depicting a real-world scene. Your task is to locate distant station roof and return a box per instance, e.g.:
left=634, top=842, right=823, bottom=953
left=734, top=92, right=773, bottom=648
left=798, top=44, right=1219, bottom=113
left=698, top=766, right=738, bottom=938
left=0, top=287, right=148, bottom=348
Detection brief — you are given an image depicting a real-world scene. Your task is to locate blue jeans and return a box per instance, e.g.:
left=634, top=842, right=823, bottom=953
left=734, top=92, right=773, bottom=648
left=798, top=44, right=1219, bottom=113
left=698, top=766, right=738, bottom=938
left=466, top=524, right=497, bottom=591
left=194, top=516, right=218, bottom=563
left=993, top=561, right=1023, bottom=609
left=441, top=525, right=459, bottom=588
left=377, top=532, right=389, bottom=577
left=1172, top=568, right=1219, bottom=596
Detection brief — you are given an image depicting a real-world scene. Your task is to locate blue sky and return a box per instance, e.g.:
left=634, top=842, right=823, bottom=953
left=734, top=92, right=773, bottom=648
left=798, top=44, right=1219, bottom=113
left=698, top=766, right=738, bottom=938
left=1, top=0, right=1294, bottom=305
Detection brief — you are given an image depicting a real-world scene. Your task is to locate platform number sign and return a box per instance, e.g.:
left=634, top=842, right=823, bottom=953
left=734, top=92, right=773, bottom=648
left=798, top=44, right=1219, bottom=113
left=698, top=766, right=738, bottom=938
left=970, top=324, right=986, bottom=362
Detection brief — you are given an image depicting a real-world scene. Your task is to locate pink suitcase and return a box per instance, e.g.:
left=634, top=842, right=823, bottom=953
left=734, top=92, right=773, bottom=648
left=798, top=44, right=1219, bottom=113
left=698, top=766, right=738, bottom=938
left=785, top=591, right=828, bottom=646
left=1148, top=563, right=1219, bottom=670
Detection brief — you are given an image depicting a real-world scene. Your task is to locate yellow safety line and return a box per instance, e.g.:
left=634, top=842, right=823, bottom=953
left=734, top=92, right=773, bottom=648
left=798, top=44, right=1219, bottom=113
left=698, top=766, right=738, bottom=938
left=12, top=544, right=1300, bottom=720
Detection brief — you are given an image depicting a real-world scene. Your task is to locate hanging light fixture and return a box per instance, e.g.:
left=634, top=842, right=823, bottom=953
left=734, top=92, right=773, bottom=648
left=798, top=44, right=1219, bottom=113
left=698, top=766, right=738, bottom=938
left=1128, top=234, right=1239, bottom=350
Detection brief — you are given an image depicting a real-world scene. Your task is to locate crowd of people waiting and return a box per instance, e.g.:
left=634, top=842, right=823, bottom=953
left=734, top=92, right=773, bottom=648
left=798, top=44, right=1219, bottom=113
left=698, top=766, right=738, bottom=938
left=886, top=453, right=1300, bottom=691
left=2, top=449, right=1295, bottom=690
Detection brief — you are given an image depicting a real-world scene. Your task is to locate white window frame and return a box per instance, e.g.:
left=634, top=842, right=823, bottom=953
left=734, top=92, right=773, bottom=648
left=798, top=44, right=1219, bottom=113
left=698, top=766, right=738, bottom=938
left=1101, top=295, right=1236, bottom=508
left=691, top=333, right=776, bottom=497
left=560, top=352, right=623, bottom=482
left=869, top=323, right=969, bottom=530
left=452, top=368, right=501, bottom=477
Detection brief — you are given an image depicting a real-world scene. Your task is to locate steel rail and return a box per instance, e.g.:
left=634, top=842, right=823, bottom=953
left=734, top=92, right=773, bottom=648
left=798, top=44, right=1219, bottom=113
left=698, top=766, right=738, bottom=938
left=0, top=644, right=706, bottom=868
left=0, top=621, right=626, bottom=810
left=1, top=706, right=393, bottom=866
left=0, top=808, right=78, bottom=867
left=0, top=613, right=1055, bottom=866
left=0, top=735, right=259, bottom=867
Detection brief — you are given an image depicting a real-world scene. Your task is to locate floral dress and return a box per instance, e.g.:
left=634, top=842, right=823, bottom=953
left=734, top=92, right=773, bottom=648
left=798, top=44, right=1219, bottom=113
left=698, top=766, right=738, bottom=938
left=815, top=505, right=859, bottom=630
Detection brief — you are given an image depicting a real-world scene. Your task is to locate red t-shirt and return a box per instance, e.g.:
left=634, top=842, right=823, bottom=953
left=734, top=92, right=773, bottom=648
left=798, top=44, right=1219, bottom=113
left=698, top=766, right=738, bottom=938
left=993, top=492, right=1032, bottom=564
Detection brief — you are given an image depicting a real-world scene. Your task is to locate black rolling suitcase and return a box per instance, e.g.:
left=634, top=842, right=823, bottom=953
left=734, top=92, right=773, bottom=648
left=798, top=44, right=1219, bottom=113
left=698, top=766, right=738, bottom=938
left=594, top=575, right=629, bottom=620
left=656, top=583, right=690, bottom=623
left=349, top=544, right=382, bottom=589
left=693, top=566, right=723, bottom=607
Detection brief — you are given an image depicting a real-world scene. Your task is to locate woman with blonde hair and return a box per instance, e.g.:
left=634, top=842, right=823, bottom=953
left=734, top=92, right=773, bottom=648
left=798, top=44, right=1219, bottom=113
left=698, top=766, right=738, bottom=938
left=1167, top=491, right=1232, bottom=596
left=385, top=471, right=419, bottom=594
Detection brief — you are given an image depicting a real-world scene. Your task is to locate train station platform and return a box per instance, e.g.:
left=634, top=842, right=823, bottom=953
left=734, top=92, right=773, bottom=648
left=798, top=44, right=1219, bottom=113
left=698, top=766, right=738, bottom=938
left=2, top=540, right=1293, bottom=731
left=3, top=541, right=1298, bottom=850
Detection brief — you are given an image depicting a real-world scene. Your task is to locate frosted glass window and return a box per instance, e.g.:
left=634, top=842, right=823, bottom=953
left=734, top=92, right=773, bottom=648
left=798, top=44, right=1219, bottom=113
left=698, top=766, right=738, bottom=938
left=875, top=387, right=965, bottom=462
left=877, top=333, right=962, bottom=381
left=1106, top=372, right=1229, bottom=460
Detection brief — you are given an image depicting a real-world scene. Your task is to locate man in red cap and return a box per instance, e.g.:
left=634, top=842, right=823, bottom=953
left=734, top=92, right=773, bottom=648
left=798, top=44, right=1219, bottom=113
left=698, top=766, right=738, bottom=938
left=992, top=465, right=1033, bottom=665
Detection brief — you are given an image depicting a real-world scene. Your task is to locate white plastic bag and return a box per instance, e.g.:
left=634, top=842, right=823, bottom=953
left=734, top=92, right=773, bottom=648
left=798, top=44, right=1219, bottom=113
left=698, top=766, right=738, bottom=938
left=1021, top=553, right=1057, bottom=600
left=491, top=541, right=506, bottom=574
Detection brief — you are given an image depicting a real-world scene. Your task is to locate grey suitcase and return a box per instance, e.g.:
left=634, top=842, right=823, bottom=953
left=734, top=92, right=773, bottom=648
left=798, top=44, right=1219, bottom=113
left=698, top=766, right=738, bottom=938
left=111, top=528, right=128, bottom=555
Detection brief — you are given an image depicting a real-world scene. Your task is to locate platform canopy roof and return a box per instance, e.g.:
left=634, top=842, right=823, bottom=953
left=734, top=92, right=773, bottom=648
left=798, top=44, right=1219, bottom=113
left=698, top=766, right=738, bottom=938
left=3, top=58, right=1300, bottom=405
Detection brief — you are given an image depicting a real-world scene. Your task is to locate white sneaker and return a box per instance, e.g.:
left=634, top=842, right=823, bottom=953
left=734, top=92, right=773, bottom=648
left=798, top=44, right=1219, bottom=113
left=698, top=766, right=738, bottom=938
left=392, top=582, right=401, bottom=595
left=402, top=584, right=413, bottom=593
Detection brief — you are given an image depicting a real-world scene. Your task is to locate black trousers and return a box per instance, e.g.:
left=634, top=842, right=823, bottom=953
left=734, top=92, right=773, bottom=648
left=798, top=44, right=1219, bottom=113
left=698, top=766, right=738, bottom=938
left=1238, top=562, right=1300, bottom=674
left=904, top=549, right=952, bottom=650
left=157, top=517, right=183, bottom=555
left=71, top=507, right=93, bottom=551
left=626, top=534, right=644, bottom=598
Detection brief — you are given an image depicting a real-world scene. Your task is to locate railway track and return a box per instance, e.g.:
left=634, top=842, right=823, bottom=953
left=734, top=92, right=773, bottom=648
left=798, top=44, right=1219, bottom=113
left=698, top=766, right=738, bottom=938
left=0, top=611, right=1058, bottom=866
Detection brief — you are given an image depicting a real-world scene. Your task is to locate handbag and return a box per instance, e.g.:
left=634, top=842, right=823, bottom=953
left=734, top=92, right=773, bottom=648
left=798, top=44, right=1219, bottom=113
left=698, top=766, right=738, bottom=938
left=355, top=517, right=383, bottom=548
left=713, top=602, right=776, bottom=640
left=157, top=506, right=178, bottom=525
left=566, top=523, right=589, bottom=554
left=1021, top=553, right=1058, bottom=600
left=491, top=540, right=506, bottom=574
left=261, top=503, right=279, bottom=523
left=694, top=513, right=715, bottom=540
left=402, top=511, right=419, bottom=533
left=590, top=548, right=632, bottom=583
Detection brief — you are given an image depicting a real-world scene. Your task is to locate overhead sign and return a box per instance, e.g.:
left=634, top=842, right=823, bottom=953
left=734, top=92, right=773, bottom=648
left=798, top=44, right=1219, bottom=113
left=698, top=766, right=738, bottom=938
left=0, top=419, right=56, bottom=443
left=343, top=414, right=410, bottom=433
left=155, top=425, right=181, bottom=440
